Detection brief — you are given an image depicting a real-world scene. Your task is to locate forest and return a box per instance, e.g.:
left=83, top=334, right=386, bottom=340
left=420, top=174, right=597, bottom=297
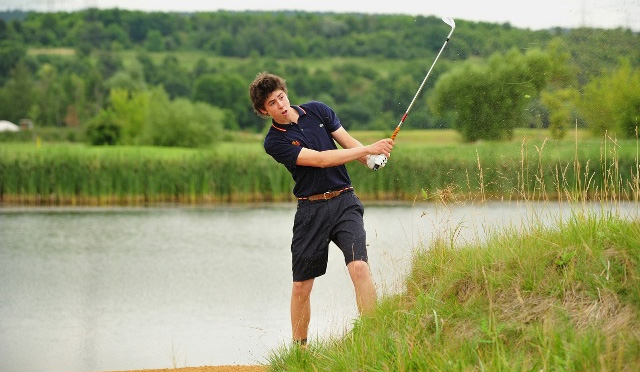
left=0, top=9, right=639, bottom=145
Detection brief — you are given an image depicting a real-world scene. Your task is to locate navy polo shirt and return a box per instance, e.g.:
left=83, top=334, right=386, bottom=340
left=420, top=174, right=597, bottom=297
left=263, top=101, right=352, bottom=198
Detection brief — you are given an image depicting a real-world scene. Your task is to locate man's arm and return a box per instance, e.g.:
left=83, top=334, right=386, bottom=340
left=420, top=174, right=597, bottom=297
left=296, top=127, right=393, bottom=168
left=331, top=127, right=368, bottom=165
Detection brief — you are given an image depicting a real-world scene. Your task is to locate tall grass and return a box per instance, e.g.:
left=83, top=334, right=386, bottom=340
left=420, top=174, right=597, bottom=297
left=264, top=129, right=640, bottom=371
left=267, top=214, right=640, bottom=371
left=1, top=130, right=638, bottom=205
left=349, top=134, right=639, bottom=203
left=0, top=143, right=292, bottom=205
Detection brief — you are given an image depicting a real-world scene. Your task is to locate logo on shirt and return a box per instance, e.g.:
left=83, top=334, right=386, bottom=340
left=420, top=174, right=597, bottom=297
left=292, top=140, right=301, bottom=146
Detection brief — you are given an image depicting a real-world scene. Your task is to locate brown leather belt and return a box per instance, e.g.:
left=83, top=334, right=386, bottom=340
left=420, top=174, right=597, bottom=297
left=298, top=186, right=353, bottom=201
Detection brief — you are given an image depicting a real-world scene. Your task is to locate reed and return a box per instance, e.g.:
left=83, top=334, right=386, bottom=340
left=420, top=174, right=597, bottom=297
left=349, top=135, right=639, bottom=203
left=0, top=143, right=292, bottom=205
left=1, top=132, right=638, bottom=205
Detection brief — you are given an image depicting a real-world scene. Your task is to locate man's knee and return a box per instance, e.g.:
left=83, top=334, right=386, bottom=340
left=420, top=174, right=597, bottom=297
left=292, top=279, right=314, bottom=298
left=348, top=260, right=371, bottom=280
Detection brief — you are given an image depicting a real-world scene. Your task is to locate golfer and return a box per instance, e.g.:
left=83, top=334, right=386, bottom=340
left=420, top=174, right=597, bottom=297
left=249, top=72, right=394, bottom=346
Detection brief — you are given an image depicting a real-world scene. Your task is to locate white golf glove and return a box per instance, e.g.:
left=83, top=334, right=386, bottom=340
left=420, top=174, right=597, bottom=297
left=367, top=154, right=388, bottom=171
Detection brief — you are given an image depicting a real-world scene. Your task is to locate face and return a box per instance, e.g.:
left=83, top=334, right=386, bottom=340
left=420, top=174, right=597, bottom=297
left=260, top=89, right=293, bottom=124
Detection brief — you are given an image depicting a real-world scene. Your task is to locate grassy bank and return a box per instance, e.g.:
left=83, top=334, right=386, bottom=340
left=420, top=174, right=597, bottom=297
left=1, top=130, right=638, bottom=205
left=267, top=211, right=640, bottom=371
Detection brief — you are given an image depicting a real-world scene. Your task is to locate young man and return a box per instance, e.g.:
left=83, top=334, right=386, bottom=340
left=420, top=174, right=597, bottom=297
left=249, top=72, right=394, bottom=346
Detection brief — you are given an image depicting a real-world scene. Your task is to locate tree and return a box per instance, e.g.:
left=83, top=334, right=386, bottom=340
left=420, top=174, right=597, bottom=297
left=31, top=63, right=65, bottom=126
left=337, top=105, right=372, bottom=130
left=106, top=88, right=150, bottom=143
left=105, top=59, right=146, bottom=92
left=123, top=11, right=150, bottom=44
left=73, top=21, right=107, bottom=51
left=541, top=88, right=580, bottom=140
left=533, top=37, right=580, bottom=135
left=192, top=73, right=246, bottom=129
left=85, top=110, right=122, bottom=145
left=191, top=58, right=210, bottom=79
left=142, top=88, right=224, bottom=147
left=429, top=48, right=551, bottom=142
left=38, top=13, right=61, bottom=46
left=0, top=40, right=26, bottom=83
left=136, top=52, right=159, bottom=85
left=144, top=29, right=164, bottom=52
left=578, top=60, right=640, bottom=138
left=105, top=23, right=130, bottom=49
left=0, top=61, right=34, bottom=123
left=157, top=55, right=191, bottom=99
left=0, top=19, right=7, bottom=40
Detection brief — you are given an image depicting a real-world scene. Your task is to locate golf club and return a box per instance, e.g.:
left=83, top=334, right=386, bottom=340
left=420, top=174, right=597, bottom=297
left=373, top=16, right=456, bottom=170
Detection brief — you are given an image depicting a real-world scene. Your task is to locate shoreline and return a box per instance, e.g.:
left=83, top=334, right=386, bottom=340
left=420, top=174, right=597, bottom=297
left=104, top=366, right=267, bottom=372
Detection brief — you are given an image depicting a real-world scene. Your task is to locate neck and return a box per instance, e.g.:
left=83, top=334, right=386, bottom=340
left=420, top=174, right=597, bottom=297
left=287, top=106, right=299, bottom=124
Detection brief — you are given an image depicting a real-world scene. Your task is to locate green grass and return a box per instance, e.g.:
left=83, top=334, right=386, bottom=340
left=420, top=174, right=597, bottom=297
left=24, top=47, right=453, bottom=82
left=267, top=212, right=640, bottom=371
left=27, top=47, right=76, bottom=56
left=26, top=47, right=412, bottom=74
left=116, top=50, right=422, bottom=74
left=349, top=128, right=593, bottom=145
left=1, top=129, right=638, bottom=205
left=258, top=127, right=640, bottom=371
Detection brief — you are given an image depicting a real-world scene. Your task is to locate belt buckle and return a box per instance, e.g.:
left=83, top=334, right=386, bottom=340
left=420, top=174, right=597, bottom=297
left=323, top=191, right=331, bottom=200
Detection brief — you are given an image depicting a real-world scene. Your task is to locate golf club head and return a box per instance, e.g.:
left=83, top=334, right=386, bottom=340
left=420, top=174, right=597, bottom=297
left=442, top=16, right=456, bottom=30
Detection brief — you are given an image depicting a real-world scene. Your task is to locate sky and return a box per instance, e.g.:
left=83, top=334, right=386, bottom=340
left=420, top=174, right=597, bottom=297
left=2, top=0, right=639, bottom=31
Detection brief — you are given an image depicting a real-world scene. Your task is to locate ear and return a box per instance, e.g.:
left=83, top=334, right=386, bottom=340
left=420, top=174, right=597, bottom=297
left=259, top=108, right=269, bottom=116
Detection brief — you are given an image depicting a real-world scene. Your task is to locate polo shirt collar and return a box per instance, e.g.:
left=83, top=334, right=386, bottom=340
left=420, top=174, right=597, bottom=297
left=271, top=105, right=307, bottom=132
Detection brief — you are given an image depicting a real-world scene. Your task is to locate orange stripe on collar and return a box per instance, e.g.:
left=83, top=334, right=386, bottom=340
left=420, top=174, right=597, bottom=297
left=271, top=106, right=306, bottom=132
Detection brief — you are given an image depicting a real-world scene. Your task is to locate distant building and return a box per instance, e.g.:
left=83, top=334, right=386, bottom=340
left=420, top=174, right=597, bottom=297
left=0, top=120, right=20, bottom=132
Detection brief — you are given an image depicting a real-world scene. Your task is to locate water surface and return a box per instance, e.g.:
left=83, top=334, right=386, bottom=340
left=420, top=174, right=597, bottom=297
left=1, top=201, right=636, bottom=372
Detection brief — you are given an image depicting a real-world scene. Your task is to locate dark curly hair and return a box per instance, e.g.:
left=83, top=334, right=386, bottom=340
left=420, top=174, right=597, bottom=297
left=248, top=72, right=288, bottom=117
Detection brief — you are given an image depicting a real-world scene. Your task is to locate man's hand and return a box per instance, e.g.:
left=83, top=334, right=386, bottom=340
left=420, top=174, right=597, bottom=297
left=368, top=138, right=394, bottom=157
left=365, top=138, right=393, bottom=170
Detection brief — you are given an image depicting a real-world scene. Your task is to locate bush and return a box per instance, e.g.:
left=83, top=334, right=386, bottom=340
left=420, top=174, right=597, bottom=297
left=142, top=89, right=224, bottom=147
left=579, top=60, right=640, bottom=138
left=85, top=111, right=122, bottom=145
left=430, top=49, right=552, bottom=142
left=0, top=130, right=33, bottom=142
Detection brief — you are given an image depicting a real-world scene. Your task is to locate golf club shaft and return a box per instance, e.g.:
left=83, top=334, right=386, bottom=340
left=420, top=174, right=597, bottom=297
left=390, top=22, right=454, bottom=140
left=373, top=17, right=455, bottom=170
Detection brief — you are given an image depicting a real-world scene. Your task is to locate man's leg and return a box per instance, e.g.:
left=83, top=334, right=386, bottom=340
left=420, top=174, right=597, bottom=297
left=291, top=278, right=314, bottom=343
left=347, top=260, right=377, bottom=315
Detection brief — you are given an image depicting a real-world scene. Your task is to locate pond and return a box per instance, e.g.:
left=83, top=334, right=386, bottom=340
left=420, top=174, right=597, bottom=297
left=1, top=201, right=637, bottom=372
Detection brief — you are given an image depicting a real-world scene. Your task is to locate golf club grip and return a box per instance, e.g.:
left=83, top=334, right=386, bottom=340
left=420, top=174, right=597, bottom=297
left=390, top=125, right=402, bottom=140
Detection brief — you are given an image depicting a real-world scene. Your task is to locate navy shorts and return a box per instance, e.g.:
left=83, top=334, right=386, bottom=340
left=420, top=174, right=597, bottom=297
left=291, top=190, right=368, bottom=282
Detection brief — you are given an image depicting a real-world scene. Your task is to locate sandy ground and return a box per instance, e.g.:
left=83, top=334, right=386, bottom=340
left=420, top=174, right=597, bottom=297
left=106, top=366, right=267, bottom=372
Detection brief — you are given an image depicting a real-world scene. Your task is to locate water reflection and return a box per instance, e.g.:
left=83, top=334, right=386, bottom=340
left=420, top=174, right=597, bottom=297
left=0, top=201, right=637, bottom=372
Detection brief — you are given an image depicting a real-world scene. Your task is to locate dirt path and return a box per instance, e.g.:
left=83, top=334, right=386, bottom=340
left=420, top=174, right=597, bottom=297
left=106, top=366, right=267, bottom=372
